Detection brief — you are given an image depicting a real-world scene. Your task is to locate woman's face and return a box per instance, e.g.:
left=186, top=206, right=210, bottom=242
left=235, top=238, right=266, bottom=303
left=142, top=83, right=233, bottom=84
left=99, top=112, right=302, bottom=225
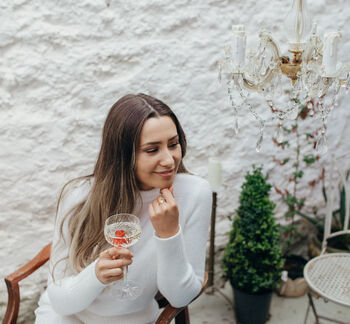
left=136, top=116, right=182, bottom=190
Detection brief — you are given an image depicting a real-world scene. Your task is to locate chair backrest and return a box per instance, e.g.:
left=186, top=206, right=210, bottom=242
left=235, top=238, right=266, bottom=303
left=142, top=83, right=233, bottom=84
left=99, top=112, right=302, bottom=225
left=322, top=161, right=350, bottom=252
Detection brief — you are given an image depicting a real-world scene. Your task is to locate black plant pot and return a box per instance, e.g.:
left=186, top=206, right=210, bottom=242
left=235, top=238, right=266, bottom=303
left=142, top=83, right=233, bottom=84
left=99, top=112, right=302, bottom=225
left=233, top=286, right=273, bottom=324
left=283, top=254, right=307, bottom=279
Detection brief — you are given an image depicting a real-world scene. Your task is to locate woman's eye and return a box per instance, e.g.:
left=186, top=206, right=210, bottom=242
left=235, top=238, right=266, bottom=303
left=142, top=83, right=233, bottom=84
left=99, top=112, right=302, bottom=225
left=169, top=142, right=179, bottom=148
left=146, top=148, right=158, bottom=153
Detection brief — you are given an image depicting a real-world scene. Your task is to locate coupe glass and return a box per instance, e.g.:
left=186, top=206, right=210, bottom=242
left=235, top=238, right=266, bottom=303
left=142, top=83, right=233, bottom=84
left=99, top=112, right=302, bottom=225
left=104, top=213, right=142, bottom=300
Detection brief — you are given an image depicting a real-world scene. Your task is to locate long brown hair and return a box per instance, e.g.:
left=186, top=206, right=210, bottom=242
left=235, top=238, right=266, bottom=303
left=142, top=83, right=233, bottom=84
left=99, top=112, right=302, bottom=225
left=54, top=94, right=188, bottom=275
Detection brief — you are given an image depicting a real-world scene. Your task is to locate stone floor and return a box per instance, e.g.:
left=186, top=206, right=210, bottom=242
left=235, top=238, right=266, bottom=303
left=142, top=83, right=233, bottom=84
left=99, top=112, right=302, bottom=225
left=188, top=282, right=350, bottom=324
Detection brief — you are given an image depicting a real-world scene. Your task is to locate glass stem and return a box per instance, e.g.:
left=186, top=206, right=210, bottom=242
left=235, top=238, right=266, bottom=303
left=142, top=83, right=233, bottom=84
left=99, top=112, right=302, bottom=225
left=123, top=265, right=129, bottom=288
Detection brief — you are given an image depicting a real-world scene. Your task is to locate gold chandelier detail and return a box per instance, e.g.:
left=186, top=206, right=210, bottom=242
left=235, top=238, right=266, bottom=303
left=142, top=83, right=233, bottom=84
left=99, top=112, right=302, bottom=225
left=218, top=0, right=350, bottom=153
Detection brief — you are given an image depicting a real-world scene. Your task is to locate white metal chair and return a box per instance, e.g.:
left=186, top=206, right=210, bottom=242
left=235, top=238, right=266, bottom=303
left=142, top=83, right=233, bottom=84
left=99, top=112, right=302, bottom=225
left=304, top=161, right=350, bottom=324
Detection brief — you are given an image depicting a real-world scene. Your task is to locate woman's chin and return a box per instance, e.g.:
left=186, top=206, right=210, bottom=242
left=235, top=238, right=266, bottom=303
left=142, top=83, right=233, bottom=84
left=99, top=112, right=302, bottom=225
left=138, top=175, right=175, bottom=190
left=156, top=178, right=174, bottom=189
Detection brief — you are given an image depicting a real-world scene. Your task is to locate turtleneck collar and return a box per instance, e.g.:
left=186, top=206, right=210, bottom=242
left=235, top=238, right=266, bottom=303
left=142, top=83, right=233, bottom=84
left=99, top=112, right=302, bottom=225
left=139, top=187, right=161, bottom=203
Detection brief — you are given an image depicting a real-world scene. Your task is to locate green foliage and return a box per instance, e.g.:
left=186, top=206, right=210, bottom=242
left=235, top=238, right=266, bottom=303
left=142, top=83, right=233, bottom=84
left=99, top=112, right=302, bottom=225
left=271, top=98, right=323, bottom=256
left=222, top=166, right=284, bottom=294
left=293, top=170, right=304, bottom=179
left=305, top=133, right=313, bottom=139
left=303, top=154, right=316, bottom=165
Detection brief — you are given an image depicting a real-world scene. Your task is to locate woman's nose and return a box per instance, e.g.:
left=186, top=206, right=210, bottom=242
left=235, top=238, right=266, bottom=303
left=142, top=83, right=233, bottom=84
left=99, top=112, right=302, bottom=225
left=159, top=148, right=174, bottom=167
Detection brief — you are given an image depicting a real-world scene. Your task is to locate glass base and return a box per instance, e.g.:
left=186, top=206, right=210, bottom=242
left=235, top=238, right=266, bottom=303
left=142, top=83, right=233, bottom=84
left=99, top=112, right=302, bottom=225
left=108, top=280, right=143, bottom=300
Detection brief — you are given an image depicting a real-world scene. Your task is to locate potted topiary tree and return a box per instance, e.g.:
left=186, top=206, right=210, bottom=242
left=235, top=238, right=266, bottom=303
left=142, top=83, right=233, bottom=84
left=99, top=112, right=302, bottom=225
left=223, top=166, right=284, bottom=324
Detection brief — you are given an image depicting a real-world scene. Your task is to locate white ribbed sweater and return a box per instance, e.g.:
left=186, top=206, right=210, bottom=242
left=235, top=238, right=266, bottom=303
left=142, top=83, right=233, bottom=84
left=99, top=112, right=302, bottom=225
left=36, top=173, right=212, bottom=324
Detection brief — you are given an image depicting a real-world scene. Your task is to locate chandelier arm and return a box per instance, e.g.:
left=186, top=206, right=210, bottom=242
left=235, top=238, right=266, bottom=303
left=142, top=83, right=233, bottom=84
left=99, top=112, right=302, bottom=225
left=241, top=69, right=275, bottom=91
left=241, top=30, right=281, bottom=91
left=337, top=63, right=350, bottom=85
left=302, top=23, right=322, bottom=63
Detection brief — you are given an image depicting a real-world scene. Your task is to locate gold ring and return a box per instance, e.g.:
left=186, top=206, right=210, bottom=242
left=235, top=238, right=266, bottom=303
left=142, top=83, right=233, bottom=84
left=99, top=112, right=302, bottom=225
left=158, top=197, right=165, bottom=204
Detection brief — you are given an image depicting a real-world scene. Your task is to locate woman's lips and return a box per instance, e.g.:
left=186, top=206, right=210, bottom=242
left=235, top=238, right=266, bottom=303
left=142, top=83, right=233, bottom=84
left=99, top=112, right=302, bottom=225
left=155, top=169, right=174, bottom=177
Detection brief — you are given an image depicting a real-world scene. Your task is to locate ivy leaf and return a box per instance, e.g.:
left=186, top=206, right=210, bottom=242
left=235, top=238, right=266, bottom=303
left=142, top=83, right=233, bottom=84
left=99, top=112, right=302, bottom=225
left=303, top=154, right=316, bottom=165
left=293, top=170, right=304, bottom=179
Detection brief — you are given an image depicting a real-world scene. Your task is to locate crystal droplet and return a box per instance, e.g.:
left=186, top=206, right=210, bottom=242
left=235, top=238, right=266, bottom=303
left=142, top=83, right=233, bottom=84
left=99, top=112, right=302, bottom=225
left=307, top=102, right=314, bottom=116
left=289, top=107, right=298, bottom=120
left=256, top=133, right=263, bottom=152
left=316, top=135, right=328, bottom=154
left=264, top=91, right=272, bottom=101
left=233, top=118, right=239, bottom=135
left=224, top=46, right=232, bottom=59
left=277, top=77, right=282, bottom=96
left=274, top=126, right=284, bottom=143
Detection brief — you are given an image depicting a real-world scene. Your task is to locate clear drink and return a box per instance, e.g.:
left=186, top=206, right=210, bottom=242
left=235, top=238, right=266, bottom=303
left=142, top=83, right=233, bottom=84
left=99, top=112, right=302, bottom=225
left=105, top=222, right=141, bottom=248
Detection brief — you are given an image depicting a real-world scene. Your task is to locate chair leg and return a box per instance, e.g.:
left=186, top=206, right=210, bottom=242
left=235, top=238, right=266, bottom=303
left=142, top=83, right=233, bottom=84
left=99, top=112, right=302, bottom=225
left=303, top=300, right=310, bottom=324
left=307, top=292, right=320, bottom=324
left=175, top=306, right=190, bottom=324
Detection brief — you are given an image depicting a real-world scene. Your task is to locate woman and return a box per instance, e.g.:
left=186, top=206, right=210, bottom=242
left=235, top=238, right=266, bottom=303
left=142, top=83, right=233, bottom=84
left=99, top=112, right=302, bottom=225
left=35, top=93, right=212, bottom=324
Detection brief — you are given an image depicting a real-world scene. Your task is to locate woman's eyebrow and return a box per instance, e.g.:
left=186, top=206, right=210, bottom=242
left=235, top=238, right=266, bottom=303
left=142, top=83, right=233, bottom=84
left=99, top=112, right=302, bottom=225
left=140, top=135, right=178, bottom=147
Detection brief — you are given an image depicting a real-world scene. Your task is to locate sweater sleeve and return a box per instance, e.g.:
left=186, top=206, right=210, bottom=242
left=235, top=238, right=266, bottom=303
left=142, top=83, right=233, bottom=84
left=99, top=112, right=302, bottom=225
left=154, top=178, right=212, bottom=307
left=46, top=180, right=107, bottom=316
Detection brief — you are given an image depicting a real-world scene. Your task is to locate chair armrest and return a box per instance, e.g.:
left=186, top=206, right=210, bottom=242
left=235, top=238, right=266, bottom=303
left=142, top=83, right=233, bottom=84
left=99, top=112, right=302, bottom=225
left=156, top=304, right=186, bottom=324
left=3, top=243, right=52, bottom=324
left=155, top=272, right=208, bottom=324
left=5, top=243, right=52, bottom=284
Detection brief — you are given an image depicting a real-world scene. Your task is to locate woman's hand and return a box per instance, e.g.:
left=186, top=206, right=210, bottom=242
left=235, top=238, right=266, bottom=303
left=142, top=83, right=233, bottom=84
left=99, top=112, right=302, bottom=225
left=148, top=186, right=179, bottom=238
left=95, top=247, right=133, bottom=284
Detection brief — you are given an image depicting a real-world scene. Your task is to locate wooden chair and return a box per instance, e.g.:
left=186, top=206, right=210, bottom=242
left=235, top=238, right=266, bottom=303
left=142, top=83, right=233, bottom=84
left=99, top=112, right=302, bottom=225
left=303, top=163, right=350, bottom=324
left=3, top=243, right=208, bottom=324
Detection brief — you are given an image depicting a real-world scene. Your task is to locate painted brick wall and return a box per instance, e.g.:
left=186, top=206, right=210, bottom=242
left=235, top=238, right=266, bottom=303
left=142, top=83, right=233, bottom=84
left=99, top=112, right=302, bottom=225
left=1, top=0, right=349, bottom=321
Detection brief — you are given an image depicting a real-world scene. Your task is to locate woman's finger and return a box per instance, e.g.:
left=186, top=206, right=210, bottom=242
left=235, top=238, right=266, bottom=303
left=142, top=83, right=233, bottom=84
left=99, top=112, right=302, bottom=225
left=157, top=195, right=167, bottom=210
left=152, top=199, right=163, bottom=215
left=99, top=249, right=117, bottom=260
left=160, top=189, right=176, bottom=207
left=104, top=267, right=124, bottom=278
left=112, top=247, right=133, bottom=258
left=103, top=270, right=124, bottom=283
left=101, top=247, right=133, bottom=260
left=101, top=259, right=133, bottom=271
left=98, top=258, right=133, bottom=270
left=148, top=202, right=155, bottom=218
left=162, top=189, right=177, bottom=210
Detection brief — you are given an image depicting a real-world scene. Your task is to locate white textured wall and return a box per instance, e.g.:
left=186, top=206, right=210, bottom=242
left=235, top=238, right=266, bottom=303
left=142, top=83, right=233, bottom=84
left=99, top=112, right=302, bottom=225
left=1, top=0, right=349, bottom=321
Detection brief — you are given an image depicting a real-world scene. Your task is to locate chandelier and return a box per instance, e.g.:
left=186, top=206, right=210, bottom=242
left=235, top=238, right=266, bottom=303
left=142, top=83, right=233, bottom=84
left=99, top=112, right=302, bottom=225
left=218, top=0, right=350, bottom=154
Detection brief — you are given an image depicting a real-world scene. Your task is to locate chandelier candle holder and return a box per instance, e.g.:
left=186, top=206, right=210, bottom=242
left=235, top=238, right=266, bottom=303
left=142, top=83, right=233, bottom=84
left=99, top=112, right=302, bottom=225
left=207, top=158, right=222, bottom=290
left=218, top=0, right=350, bottom=153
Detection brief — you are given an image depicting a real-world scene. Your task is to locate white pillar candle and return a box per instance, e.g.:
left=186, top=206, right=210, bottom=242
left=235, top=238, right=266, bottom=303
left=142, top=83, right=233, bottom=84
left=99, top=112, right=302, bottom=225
left=208, top=158, right=222, bottom=192
left=323, top=31, right=342, bottom=76
left=232, top=25, right=246, bottom=71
